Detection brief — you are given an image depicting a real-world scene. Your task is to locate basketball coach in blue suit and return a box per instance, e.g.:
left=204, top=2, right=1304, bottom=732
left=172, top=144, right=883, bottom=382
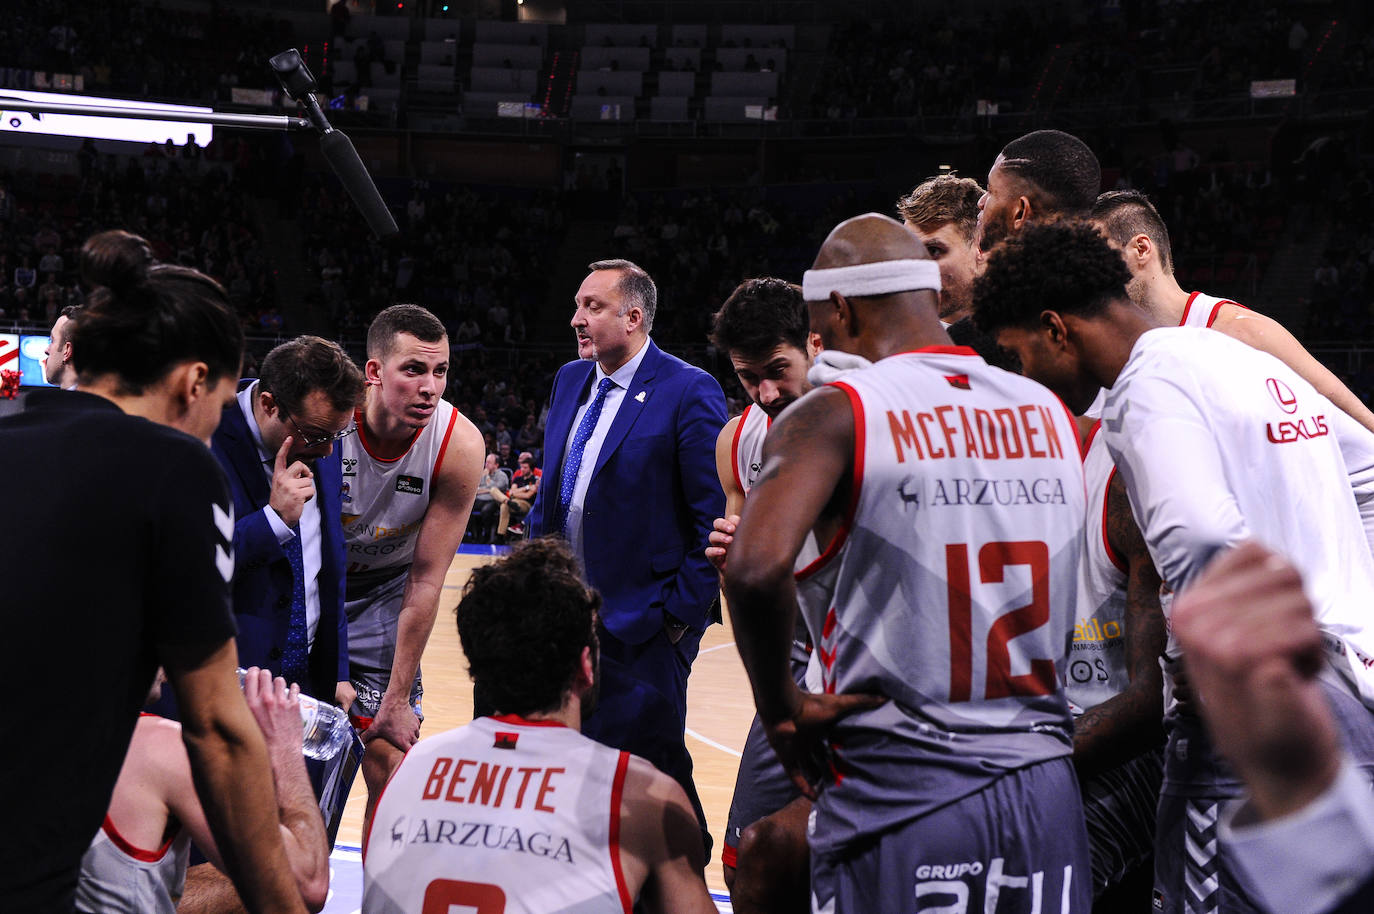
left=212, top=336, right=362, bottom=708
left=529, top=258, right=728, bottom=850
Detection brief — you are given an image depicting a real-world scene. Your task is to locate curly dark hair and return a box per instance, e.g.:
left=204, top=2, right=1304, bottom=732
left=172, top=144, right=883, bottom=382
left=972, top=219, right=1132, bottom=335
left=709, top=277, right=808, bottom=360
left=456, top=537, right=601, bottom=716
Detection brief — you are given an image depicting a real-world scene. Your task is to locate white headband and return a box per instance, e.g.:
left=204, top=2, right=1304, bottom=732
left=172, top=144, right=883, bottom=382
left=801, top=259, right=941, bottom=301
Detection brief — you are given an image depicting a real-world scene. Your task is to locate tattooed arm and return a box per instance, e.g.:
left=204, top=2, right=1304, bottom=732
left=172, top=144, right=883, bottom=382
left=1072, top=469, right=1167, bottom=779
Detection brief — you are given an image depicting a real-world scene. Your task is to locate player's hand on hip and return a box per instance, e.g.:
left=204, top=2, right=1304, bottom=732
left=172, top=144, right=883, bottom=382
left=705, top=514, right=740, bottom=573
left=764, top=690, right=886, bottom=801
left=269, top=435, right=316, bottom=527
left=242, top=666, right=305, bottom=755
left=361, top=695, right=421, bottom=751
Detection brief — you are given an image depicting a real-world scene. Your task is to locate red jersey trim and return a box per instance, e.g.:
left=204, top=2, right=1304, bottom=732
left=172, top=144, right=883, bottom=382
left=730, top=407, right=750, bottom=495
left=609, top=750, right=633, bottom=914
left=1206, top=299, right=1246, bottom=327
left=101, top=814, right=176, bottom=863
left=1053, top=395, right=1085, bottom=459
left=795, top=382, right=865, bottom=582
left=355, top=407, right=421, bottom=464
left=721, top=843, right=739, bottom=869
left=431, top=407, right=460, bottom=479
left=488, top=713, right=569, bottom=728
left=1081, top=419, right=1102, bottom=464
left=1102, top=466, right=1128, bottom=575
left=1180, top=292, right=1201, bottom=326
left=895, top=345, right=980, bottom=357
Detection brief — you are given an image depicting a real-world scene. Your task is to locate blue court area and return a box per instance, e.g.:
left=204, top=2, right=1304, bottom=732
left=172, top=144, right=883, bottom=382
left=319, top=845, right=735, bottom=913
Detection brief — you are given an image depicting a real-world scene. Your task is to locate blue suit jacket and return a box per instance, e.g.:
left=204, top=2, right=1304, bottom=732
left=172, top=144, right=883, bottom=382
left=210, top=385, right=349, bottom=699
left=529, top=341, right=727, bottom=644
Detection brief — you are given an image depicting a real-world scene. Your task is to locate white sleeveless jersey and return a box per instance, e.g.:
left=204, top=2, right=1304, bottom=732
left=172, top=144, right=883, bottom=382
left=1082, top=291, right=1250, bottom=420
left=731, top=404, right=770, bottom=493
left=730, top=402, right=818, bottom=686
left=1180, top=290, right=1246, bottom=328
left=1065, top=421, right=1130, bottom=714
left=364, top=715, right=631, bottom=914
left=75, top=816, right=190, bottom=914
left=793, top=346, right=1086, bottom=855
left=341, top=399, right=460, bottom=577
left=1103, top=327, right=1374, bottom=708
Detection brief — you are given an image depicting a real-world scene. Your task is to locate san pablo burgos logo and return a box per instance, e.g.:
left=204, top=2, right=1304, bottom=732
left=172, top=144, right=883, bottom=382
left=396, top=475, right=424, bottom=495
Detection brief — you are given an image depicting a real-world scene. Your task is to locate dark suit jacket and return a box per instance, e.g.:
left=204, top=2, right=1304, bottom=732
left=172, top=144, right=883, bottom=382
left=529, top=341, right=727, bottom=645
left=210, top=384, right=348, bottom=699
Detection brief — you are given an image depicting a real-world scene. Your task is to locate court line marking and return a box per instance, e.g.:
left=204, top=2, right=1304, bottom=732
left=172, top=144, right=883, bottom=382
left=699, top=641, right=736, bottom=655
left=686, top=727, right=743, bottom=758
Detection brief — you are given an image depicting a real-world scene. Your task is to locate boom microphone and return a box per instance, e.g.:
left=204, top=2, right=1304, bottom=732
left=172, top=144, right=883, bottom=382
left=320, top=130, right=399, bottom=239
left=270, top=49, right=399, bottom=239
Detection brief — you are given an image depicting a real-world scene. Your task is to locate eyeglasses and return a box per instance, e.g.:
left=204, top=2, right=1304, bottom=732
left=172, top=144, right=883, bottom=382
left=280, top=408, right=357, bottom=449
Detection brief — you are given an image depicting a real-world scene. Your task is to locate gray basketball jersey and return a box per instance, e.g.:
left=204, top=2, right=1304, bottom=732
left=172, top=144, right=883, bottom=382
left=794, top=347, right=1084, bottom=856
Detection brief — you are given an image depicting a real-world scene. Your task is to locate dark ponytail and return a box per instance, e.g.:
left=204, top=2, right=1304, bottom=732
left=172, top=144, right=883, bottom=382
left=70, top=230, right=244, bottom=394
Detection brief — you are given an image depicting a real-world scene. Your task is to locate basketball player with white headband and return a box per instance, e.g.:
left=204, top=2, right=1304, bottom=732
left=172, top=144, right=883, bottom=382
left=725, top=213, right=1090, bottom=914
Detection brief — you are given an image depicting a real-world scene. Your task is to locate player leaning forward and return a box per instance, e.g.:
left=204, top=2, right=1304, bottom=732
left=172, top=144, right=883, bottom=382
left=724, top=213, right=1092, bottom=914
left=341, top=304, right=484, bottom=825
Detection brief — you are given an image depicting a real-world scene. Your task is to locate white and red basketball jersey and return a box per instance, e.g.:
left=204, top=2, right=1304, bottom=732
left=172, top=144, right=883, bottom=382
left=363, top=715, right=632, bottom=914
left=341, top=400, right=459, bottom=577
left=75, top=816, right=190, bottom=914
left=1065, top=421, right=1131, bottom=715
left=1103, top=327, right=1374, bottom=707
left=731, top=404, right=770, bottom=494
left=793, top=346, right=1086, bottom=855
left=1179, top=290, right=1247, bottom=329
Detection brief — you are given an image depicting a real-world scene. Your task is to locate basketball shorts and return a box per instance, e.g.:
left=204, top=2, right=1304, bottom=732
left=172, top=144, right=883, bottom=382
left=810, top=756, right=1091, bottom=914
left=1081, top=747, right=1162, bottom=897
left=1153, top=675, right=1374, bottom=914
left=345, top=569, right=423, bottom=731
left=722, top=650, right=813, bottom=867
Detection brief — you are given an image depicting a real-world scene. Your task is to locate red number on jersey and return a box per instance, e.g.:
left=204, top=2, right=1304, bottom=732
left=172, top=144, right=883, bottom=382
left=423, top=879, right=507, bottom=914
left=946, top=540, right=1057, bottom=702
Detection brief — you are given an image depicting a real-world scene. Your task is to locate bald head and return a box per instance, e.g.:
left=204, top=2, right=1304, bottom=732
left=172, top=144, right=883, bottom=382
left=805, top=213, right=949, bottom=360
left=812, top=212, right=933, bottom=272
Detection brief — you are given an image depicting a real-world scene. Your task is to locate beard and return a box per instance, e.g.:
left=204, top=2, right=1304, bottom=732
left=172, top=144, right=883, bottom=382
left=977, top=210, right=1013, bottom=254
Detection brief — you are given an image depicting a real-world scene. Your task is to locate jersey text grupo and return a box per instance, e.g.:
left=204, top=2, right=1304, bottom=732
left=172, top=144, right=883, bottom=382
left=1103, top=327, right=1374, bottom=708
left=1065, top=421, right=1131, bottom=714
left=341, top=399, right=459, bottom=587
left=794, top=346, right=1086, bottom=856
left=363, top=715, right=631, bottom=914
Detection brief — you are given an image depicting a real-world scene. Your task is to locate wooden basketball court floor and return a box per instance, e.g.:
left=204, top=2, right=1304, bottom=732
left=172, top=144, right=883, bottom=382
left=332, top=549, right=755, bottom=899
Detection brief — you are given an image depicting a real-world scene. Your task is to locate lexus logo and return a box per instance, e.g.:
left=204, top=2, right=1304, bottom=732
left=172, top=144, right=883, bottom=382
left=1266, top=377, right=1297, bottom=414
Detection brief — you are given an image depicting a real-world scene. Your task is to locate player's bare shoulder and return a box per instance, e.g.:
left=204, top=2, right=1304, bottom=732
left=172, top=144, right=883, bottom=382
left=433, top=407, right=485, bottom=497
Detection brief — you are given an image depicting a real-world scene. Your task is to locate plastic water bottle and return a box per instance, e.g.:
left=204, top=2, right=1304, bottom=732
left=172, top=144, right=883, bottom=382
left=237, top=669, right=352, bottom=760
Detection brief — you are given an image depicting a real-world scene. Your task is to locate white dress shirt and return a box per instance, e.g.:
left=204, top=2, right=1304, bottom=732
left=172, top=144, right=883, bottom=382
left=1221, top=759, right=1374, bottom=914
left=238, top=383, right=322, bottom=647
left=562, top=337, right=650, bottom=564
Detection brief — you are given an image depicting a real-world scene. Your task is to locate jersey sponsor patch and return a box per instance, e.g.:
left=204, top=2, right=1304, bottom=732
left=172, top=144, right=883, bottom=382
left=944, top=374, right=971, bottom=390
left=494, top=732, right=519, bottom=750
left=342, top=456, right=359, bottom=476
left=395, top=475, right=424, bottom=495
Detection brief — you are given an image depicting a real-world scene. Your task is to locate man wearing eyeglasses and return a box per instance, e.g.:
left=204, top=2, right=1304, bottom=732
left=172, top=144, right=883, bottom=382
left=210, top=334, right=363, bottom=710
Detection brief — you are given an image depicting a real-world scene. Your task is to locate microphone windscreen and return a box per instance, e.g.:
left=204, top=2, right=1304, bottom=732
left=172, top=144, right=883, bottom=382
left=320, top=130, right=399, bottom=239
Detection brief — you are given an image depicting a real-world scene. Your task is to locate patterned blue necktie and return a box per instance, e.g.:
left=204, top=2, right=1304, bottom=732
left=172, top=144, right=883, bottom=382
left=280, top=525, right=310, bottom=689
left=559, top=377, right=615, bottom=535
